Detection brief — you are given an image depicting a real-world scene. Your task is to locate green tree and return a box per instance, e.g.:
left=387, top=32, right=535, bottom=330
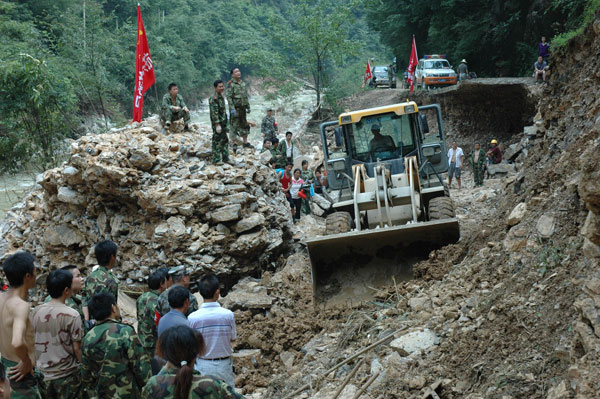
left=274, top=0, right=359, bottom=117
left=0, top=54, right=77, bottom=172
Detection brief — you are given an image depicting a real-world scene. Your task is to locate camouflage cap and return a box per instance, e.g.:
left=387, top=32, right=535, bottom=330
left=168, top=265, right=188, bottom=276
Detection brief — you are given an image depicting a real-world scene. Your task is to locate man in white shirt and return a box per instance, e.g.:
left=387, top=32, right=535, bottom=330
left=188, top=275, right=236, bottom=387
left=447, top=141, right=464, bottom=189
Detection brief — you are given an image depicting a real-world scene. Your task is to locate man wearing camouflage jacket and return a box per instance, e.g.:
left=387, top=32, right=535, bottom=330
left=209, top=80, right=230, bottom=164
left=136, top=271, right=166, bottom=361
left=83, top=240, right=119, bottom=327
left=156, top=266, right=198, bottom=317
left=82, top=293, right=151, bottom=399
left=261, top=109, right=278, bottom=142
left=226, top=67, right=253, bottom=149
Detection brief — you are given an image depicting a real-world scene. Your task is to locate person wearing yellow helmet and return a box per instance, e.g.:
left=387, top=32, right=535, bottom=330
left=486, top=139, right=502, bottom=165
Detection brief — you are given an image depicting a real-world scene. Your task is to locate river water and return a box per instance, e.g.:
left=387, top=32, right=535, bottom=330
left=0, top=89, right=316, bottom=219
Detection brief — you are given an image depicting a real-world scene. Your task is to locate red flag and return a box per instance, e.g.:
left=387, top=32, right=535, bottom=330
left=132, top=4, right=155, bottom=123
left=362, top=60, right=372, bottom=86
left=407, top=35, right=418, bottom=93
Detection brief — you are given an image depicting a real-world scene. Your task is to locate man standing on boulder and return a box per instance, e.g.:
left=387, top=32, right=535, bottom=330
left=261, top=108, right=278, bottom=142
left=226, top=67, right=253, bottom=149
left=156, top=266, right=198, bottom=317
left=161, top=82, right=191, bottom=132
left=82, top=240, right=120, bottom=328
left=209, top=80, right=231, bottom=165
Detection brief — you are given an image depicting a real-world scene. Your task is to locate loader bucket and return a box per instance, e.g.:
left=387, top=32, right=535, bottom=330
left=306, top=218, right=460, bottom=307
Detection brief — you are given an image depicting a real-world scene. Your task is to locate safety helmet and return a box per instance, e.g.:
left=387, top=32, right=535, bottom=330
left=491, top=139, right=498, bottom=144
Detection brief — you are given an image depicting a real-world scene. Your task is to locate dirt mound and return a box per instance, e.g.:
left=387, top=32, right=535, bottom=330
left=0, top=117, right=293, bottom=295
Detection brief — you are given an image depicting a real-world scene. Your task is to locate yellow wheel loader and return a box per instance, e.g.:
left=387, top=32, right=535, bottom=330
left=306, top=101, right=460, bottom=305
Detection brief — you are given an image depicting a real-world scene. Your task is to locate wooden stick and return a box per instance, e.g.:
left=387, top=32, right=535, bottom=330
left=352, top=370, right=381, bottom=399
left=331, top=358, right=365, bottom=399
left=282, top=331, right=396, bottom=399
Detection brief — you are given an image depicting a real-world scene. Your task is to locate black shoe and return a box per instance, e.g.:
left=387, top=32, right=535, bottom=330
left=184, top=125, right=190, bottom=132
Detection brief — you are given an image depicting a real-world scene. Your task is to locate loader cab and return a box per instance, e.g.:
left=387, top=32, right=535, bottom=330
left=321, top=102, right=449, bottom=192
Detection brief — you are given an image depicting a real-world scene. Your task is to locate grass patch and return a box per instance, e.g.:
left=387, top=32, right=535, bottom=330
left=552, top=0, right=600, bottom=48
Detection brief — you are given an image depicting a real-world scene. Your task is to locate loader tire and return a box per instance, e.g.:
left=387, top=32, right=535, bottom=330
left=326, top=212, right=352, bottom=235
left=428, top=197, right=456, bottom=221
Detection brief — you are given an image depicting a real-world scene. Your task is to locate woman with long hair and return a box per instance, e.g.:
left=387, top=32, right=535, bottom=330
left=143, top=325, right=243, bottom=399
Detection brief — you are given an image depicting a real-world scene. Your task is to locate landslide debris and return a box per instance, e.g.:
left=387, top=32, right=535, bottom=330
left=242, top=13, right=600, bottom=399
left=0, top=116, right=293, bottom=293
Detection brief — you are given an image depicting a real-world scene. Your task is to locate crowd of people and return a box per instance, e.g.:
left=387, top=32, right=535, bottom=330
left=0, top=241, right=243, bottom=399
left=447, top=139, right=503, bottom=189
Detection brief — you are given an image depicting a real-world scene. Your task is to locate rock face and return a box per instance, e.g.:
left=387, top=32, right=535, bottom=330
left=0, top=117, right=293, bottom=287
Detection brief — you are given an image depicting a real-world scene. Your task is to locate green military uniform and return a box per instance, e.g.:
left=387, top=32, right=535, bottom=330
left=142, top=366, right=244, bottom=398
left=161, top=93, right=191, bottom=127
left=82, top=265, right=119, bottom=308
left=278, top=139, right=297, bottom=165
left=0, top=357, right=42, bottom=399
left=136, top=290, right=160, bottom=360
left=43, top=371, right=79, bottom=399
left=300, top=168, right=314, bottom=215
left=226, top=79, right=250, bottom=143
left=208, top=92, right=230, bottom=163
left=470, top=148, right=487, bottom=186
left=156, top=286, right=198, bottom=317
left=82, top=319, right=151, bottom=399
left=261, top=115, right=278, bottom=141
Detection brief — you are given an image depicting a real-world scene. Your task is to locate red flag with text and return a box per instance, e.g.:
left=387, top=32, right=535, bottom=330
left=132, top=4, right=155, bottom=122
left=362, top=60, right=372, bottom=85
left=407, top=35, right=418, bottom=93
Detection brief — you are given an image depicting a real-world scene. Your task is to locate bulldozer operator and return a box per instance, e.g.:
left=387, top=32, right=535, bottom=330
left=368, top=124, right=396, bottom=160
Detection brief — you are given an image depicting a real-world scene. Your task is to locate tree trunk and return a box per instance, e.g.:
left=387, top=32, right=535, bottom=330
left=316, top=56, right=322, bottom=120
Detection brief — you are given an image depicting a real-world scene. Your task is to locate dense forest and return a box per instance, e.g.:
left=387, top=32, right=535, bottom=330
left=0, top=0, right=598, bottom=173
left=366, top=0, right=600, bottom=76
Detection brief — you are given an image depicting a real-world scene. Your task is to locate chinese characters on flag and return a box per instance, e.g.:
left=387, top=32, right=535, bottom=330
left=132, top=4, right=155, bottom=122
left=407, top=35, right=418, bottom=93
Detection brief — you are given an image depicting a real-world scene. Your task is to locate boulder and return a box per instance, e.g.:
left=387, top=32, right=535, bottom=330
left=487, top=163, right=516, bottom=176
left=210, top=204, right=242, bottom=223
left=536, top=214, right=555, bottom=237
left=57, top=186, right=85, bottom=205
left=390, top=329, right=440, bottom=356
left=233, top=213, right=265, bottom=233
left=507, top=202, right=527, bottom=226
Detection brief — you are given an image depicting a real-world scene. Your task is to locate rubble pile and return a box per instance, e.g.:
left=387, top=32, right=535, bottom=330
left=0, top=116, right=293, bottom=289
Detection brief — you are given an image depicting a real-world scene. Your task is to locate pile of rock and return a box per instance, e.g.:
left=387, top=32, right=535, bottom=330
left=0, top=116, right=293, bottom=289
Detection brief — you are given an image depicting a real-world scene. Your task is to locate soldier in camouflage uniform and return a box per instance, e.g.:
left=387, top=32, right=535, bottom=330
left=136, top=271, right=167, bottom=361
left=300, top=160, right=314, bottom=215
left=156, top=266, right=198, bottom=317
left=261, top=109, right=278, bottom=142
left=142, top=325, right=243, bottom=398
left=82, top=241, right=119, bottom=326
left=82, top=293, right=151, bottom=399
left=226, top=67, right=253, bottom=149
left=161, top=83, right=191, bottom=131
left=209, top=80, right=230, bottom=164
